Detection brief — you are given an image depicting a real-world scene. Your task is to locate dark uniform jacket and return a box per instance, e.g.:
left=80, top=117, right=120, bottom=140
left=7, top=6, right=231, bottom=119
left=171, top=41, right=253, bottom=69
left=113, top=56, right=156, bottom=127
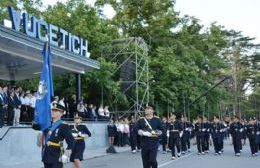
left=136, top=117, right=163, bottom=149
left=230, top=122, right=243, bottom=138
left=167, top=120, right=182, bottom=138
left=42, top=122, right=74, bottom=164
left=211, top=122, right=223, bottom=138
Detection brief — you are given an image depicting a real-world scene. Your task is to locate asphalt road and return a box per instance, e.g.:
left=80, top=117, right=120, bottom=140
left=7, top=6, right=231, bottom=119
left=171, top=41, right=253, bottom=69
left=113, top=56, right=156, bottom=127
left=71, top=140, right=260, bottom=168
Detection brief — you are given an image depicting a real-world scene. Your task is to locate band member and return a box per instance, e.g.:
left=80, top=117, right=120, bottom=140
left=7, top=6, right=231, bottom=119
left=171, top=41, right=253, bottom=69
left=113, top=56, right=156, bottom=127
left=168, top=113, right=182, bottom=159
left=136, top=102, right=163, bottom=168
left=70, top=114, right=91, bottom=168
left=42, top=103, right=75, bottom=168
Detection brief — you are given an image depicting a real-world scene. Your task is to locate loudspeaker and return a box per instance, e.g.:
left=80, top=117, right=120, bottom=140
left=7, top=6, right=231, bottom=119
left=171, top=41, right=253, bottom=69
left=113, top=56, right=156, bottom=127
left=120, top=61, right=136, bottom=92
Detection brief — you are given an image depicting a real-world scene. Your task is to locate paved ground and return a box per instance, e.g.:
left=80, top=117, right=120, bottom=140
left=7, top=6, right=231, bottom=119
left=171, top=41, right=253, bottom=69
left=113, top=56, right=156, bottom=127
left=69, top=141, right=260, bottom=168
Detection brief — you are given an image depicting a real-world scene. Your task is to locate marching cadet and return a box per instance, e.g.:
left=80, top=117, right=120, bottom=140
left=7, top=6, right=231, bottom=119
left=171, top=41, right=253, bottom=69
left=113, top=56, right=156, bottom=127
left=70, top=114, right=91, bottom=168
left=161, top=116, right=168, bottom=154
left=246, top=118, right=258, bottom=157
left=136, top=102, right=163, bottom=168
left=257, top=118, right=260, bottom=153
left=168, top=113, right=182, bottom=159
left=202, top=117, right=210, bottom=153
left=211, top=116, right=223, bottom=155
left=180, top=116, right=189, bottom=154
left=42, top=103, right=75, bottom=168
left=230, top=116, right=243, bottom=156
left=185, top=116, right=193, bottom=152
left=195, top=116, right=204, bottom=155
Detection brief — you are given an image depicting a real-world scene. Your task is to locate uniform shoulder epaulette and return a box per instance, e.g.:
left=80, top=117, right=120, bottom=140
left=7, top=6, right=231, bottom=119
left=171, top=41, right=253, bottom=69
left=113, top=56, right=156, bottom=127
left=154, top=116, right=160, bottom=118
left=62, top=121, right=68, bottom=124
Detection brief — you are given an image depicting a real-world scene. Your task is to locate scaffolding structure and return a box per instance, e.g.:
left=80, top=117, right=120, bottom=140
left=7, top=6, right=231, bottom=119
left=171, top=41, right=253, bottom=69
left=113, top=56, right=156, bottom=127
left=101, top=37, right=149, bottom=118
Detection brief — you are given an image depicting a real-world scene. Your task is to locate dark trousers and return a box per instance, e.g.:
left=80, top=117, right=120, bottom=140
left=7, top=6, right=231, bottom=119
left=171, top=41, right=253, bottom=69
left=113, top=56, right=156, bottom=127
left=7, top=109, right=14, bottom=126
left=232, top=135, right=241, bottom=154
left=141, top=147, right=158, bottom=168
left=117, top=132, right=124, bottom=146
left=0, top=108, right=3, bottom=127
left=44, top=162, right=63, bottom=168
left=169, top=137, right=180, bottom=157
left=212, top=136, right=221, bottom=153
left=130, top=134, right=137, bottom=151
left=203, top=133, right=209, bottom=151
left=181, top=135, right=188, bottom=152
left=161, top=134, right=167, bottom=151
left=196, top=134, right=203, bottom=153
left=248, top=137, right=258, bottom=154
left=137, top=135, right=141, bottom=150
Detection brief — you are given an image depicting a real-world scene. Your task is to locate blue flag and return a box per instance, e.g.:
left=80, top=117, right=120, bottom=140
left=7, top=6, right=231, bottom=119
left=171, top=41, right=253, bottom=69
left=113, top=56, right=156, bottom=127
left=34, top=42, right=54, bottom=131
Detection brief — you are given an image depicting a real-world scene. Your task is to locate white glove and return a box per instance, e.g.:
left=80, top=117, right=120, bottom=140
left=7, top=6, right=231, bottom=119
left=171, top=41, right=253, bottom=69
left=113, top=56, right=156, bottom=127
left=185, top=128, right=189, bottom=131
left=142, top=131, right=152, bottom=137
left=257, top=131, right=260, bottom=135
left=202, top=128, right=206, bottom=132
left=61, top=154, right=69, bottom=163
left=167, top=130, right=170, bottom=137
left=72, top=133, right=78, bottom=137
left=78, top=132, right=82, bottom=136
left=239, top=128, right=243, bottom=132
left=180, top=131, right=183, bottom=137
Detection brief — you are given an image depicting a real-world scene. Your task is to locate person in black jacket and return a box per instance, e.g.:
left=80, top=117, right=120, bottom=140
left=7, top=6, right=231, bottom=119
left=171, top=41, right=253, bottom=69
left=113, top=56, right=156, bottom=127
left=230, top=116, right=243, bottom=156
left=107, top=118, right=117, bottom=146
left=42, top=103, right=74, bottom=168
left=167, top=113, right=182, bottom=159
left=70, top=114, right=91, bottom=168
left=129, top=118, right=138, bottom=153
left=246, top=118, right=258, bottom=156
left=136, top=103, right=163, bottom=168
left=7, top=91, right=16, bottom=126
left=13, top=87, right=21, bottom=126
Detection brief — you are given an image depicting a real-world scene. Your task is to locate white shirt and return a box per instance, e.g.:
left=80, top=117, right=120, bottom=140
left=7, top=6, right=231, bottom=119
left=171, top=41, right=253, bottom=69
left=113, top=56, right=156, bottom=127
left=30, top=96, right=36, bottom=108
left=117, top=123, right=124, bottom=133
left=98, top=107, right=104, bottom=116
left=20, top=96, right=26, bottom=105
left=24, top=96, right=30, bottom=106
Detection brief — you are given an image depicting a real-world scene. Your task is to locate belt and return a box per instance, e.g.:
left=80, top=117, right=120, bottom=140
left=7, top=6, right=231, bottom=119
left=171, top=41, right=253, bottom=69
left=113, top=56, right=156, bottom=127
left=75, top=137, right=84, bottom=140
left=47, top=141, right=61, bottom=147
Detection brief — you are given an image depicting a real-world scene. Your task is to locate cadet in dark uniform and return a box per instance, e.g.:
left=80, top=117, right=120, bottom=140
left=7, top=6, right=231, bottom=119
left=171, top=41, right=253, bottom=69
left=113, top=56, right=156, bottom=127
left=70, top=114, right=91, bottom=168
left=230, top=116, right=243, bottom=156
left=195, top=117, right=204, bottom=155
left=136, top=103, right=163, bottom=168
left=180, top=116, right=191, bottom=154
left=168, top=114, right=182, bottom=159
left=107, top=118, right=117, bottom=146
left=42, top=103, right=75, bottom=168
left=246, top=118, right=258, bottom=156
left=256, top=119, right=260, bottom=153
left=202, top=117, right=210, bottom=153
left=161, top=116, right=168, bottom=154
left=211, top=116, right=223, bottom=155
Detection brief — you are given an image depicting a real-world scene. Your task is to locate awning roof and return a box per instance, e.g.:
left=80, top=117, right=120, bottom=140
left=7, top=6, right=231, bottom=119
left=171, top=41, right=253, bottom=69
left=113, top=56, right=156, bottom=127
left=0, top=24, right=99, bottom=81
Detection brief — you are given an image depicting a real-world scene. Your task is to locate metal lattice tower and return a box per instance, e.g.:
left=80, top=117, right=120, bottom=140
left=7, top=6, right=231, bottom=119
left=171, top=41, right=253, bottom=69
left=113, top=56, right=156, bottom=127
left=101, top=37, right=149, bottom=118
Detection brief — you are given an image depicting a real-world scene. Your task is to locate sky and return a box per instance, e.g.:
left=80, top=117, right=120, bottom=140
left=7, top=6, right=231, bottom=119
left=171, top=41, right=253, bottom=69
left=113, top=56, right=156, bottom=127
left=42, top=0, right=260, bottom=43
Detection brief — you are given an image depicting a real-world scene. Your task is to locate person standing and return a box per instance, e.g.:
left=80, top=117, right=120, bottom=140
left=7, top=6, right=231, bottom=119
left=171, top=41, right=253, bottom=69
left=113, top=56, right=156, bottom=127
left=136, top=103, right=163, bottom=168
left=129, top=118, right=137, bottom=153
left=42, top=103, right=74, bottom=168
left=161, top=116, right=168, bottom=154
left=70, top=114, right=91, bottom=168
left=0, top=87, right=4, bottom=128
left=13, top=87, right=21, bottom=126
